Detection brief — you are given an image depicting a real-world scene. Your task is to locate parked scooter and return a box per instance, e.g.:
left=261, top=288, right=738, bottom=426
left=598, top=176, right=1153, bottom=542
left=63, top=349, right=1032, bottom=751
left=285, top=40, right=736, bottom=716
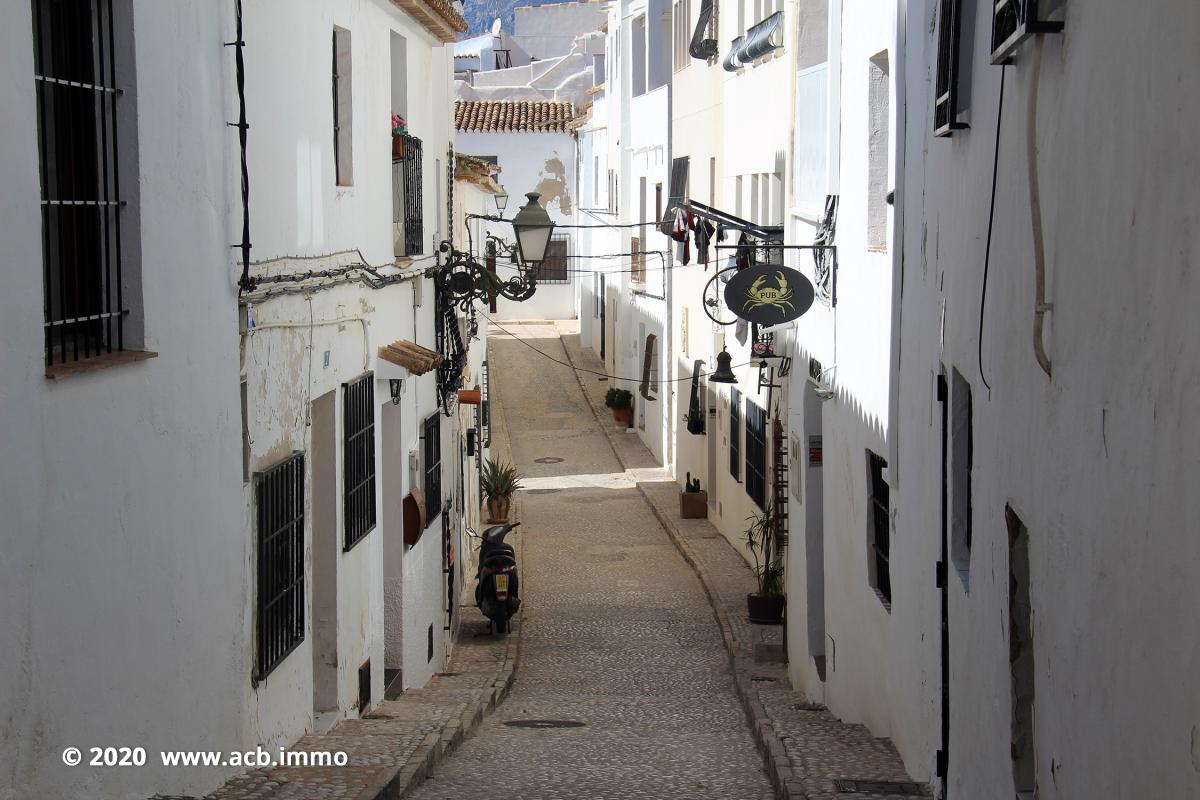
left=468, top=523, right=521, bottom=634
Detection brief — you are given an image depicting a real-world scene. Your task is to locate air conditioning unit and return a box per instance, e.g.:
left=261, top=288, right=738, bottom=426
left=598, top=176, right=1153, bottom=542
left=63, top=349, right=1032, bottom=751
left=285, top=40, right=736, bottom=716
left=408, top=449, right=421, bottom=488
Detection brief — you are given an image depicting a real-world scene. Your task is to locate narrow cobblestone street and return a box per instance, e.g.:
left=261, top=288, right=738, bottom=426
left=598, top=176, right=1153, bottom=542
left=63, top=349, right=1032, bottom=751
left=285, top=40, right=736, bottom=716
left=409, top=322, right=775, bottom=800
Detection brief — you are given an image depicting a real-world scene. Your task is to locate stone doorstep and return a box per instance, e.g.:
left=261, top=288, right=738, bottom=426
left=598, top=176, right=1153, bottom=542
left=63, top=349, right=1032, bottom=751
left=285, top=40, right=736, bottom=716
left=558, top=333, right=924, bottom=800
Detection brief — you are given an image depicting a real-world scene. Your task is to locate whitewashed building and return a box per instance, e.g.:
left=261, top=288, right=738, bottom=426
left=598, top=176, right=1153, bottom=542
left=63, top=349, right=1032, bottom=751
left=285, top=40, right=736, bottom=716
left=0, top=0, right=475, bottom=797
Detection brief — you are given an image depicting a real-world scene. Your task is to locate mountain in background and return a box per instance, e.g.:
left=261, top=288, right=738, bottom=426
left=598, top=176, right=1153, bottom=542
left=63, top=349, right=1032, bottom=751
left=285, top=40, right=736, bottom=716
left=461, top=0, right=567, bottom=38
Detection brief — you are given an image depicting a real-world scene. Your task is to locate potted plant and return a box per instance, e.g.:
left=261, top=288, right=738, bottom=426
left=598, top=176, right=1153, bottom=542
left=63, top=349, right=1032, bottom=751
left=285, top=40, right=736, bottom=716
left=605, top=387, right=634, bottom=428
left=391, top=113, right=408, bottom=159
left=482, top=458, right=523, bottom=523
left=745, top=505, right=785, bottom=624
left=683, top=407, right=706, bottom=435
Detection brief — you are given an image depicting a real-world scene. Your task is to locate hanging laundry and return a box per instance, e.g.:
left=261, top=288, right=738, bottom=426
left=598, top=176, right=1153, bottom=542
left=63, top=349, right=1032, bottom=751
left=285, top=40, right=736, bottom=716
left=694, top=220, right=716, bottom=266
left=735, top=232, right=755, bottom=271
left=671, top=206, right=693, bottom=265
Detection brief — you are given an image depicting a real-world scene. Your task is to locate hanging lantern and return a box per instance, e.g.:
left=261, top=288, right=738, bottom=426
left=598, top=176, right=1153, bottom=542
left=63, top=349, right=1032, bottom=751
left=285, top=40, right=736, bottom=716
left=709, top=348, right=738, bottom=384
left=511, top=192, right=555, bottom=268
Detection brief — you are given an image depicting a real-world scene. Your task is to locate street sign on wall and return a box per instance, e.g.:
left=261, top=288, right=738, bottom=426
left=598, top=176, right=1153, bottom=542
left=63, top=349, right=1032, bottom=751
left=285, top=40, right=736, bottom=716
left=724, top=265, right=815, bottom=325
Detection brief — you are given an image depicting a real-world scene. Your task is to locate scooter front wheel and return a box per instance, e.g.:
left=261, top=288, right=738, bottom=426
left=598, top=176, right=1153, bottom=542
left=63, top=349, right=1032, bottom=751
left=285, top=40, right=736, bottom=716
left=493, top=618, right=509, bottom=635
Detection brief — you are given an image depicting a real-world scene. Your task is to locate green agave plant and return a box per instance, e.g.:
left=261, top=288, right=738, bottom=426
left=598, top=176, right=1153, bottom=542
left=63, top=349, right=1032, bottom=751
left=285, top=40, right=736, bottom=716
left=481, top=458, right=524, bottom=503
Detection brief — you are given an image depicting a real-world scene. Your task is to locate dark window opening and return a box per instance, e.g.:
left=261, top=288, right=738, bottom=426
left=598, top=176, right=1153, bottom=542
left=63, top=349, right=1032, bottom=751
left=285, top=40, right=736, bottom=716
left=357, top=660, right=371, bottom=713
left=537, top=235, right=570, bottom=283
left=423, top=412, right=442, bottom=527
left=34, top=0, right=133, bottom=366
left=1007, top=505, right=1036, bottom=797
left=745, top=400, right=768, bottom=510
left=729, top=388, right=742, bottom=481
left=867, top=451, right=891, bottom=605
left=343, top=373, right=376, bottom=550
left=950, top=369, right=973, bottom=581
left=254, top=453, right=306, bottom=680
left=426, top=623, right=434, bottom=662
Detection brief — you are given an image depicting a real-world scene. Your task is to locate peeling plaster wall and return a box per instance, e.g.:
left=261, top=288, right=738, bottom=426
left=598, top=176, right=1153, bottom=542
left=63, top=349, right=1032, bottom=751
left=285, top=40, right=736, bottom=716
left=0, top=3, right=245, bottom=798
left=455, top=131, right=579, bottom=320
left=239, top=0, right=456, bottom=752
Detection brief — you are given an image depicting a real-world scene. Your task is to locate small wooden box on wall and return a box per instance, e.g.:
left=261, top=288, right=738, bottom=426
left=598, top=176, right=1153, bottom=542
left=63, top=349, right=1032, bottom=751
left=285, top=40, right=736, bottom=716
left=680, top=490, right=708, bottom=519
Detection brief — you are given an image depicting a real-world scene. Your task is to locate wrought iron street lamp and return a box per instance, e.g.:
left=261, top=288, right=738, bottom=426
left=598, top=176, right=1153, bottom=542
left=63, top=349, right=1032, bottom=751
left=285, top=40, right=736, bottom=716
left=494, top=187, right=509, bottom=215
left=511, top=192, right=555, bottom=268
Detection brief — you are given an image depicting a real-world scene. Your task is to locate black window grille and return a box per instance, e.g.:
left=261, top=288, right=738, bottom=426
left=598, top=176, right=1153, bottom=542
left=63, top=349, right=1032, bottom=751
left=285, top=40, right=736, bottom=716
left=423, top=412, right=442, bottom=528
left=480, top=359, right=491, bottom=447
left=254, top=453, right=305, bottom=681
left=990, top=0, right=1063, bottom=66
left=868, top=451, right=892, bottom=605
left=745, top=400, right=767, bottom=510
left=392, top=133, right=423, bottom=256
left=33, top=0, right=130, bottom=366
left=934, top=0, right=967, bottom=136
left=538, top=235, right=570, bottom=283
left=343, top=373, right=376, bottom=550
left=729, top=387, right=742, bottom=480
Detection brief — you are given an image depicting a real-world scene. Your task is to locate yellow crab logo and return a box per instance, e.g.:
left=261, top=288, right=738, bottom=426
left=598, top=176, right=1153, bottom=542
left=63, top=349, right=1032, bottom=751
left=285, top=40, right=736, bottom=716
left=742, top=272, right=795, bottom=317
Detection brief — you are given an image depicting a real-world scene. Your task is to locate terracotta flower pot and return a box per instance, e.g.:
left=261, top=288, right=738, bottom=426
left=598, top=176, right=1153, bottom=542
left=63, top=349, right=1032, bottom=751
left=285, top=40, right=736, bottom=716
left=746, top=592, right=785, bottom=625
left=486, top=498, right=511, bottom=524
left=612, top=406, right=633, bottom=428
left=458, top=388, right=482, bottom=404
left=392, top=134, right=404, bottom=160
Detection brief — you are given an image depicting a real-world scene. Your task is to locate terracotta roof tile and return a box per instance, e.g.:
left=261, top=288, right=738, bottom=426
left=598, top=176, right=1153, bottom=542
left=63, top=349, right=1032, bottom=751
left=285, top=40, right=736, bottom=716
left=454, top=100, right=576, bottom=133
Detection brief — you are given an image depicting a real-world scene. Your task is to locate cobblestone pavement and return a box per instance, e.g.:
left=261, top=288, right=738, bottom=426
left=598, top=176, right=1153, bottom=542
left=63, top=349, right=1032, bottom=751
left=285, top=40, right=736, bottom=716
left=408, top=322, right=774, bottom=800
left=560, top=327, right=927, bottom=800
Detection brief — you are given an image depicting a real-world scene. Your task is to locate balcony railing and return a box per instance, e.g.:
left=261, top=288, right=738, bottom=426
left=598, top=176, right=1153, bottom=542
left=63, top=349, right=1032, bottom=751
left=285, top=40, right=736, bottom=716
left=392, top=133, right=423, bottom=257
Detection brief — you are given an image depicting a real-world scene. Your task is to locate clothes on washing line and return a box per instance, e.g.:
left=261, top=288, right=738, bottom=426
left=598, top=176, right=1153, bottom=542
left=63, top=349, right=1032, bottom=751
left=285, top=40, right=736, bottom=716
left=694, top=219, right=716, bottom=266
left=671, top=206, right=694, bottom=265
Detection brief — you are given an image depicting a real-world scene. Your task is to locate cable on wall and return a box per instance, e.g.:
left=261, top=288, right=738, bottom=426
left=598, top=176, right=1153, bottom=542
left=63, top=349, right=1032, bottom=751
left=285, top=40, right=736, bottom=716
left=977, top=65, right=1006, bottom=395
left=1026, top=37, right=1052, bottom=378
left=226, top=0, right=254, bottom=293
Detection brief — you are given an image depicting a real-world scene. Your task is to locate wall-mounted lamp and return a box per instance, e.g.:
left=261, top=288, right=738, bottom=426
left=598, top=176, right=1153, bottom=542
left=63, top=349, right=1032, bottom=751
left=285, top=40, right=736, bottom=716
left=495, top=187, right=509, bottom=215
left=511, top=192, right=555, bottom=268
left=390, top=379, right=403, bottom=405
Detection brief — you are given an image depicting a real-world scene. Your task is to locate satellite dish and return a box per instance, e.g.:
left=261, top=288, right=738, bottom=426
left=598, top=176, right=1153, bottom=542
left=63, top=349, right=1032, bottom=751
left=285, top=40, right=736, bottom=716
left=491, top=18, right=502, bottom=36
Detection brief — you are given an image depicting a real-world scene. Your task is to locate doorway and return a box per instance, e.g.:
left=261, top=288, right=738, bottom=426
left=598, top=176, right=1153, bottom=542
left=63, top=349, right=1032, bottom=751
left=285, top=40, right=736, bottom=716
left=599, top=278, right=606, bottom=359
left=311, top=390, right=339, bottom=715
left=382, top=398, right=405, bottom=680
left=803, top=379, right=826, bottom=677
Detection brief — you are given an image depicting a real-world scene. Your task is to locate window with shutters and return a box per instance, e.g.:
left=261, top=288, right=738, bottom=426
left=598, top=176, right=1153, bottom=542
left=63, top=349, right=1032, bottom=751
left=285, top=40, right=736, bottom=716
left=867, top=450, right=891, bottom=606
left=661, top=157, right=690, bottom=236
left=729, top=388, right=742, bottom=480
left=333, top=27, right=353, bottom=186
left=538, top=235, right=570, bottom=284
left=343, top=373, right=376, bottom=550
left=631, top=236, right=645, bottom=284
left=255, top=453, right=306, bottom=680
left=745, top=400, right=767, bottom=510
left=423, top=412, right=442, bottom=528
left=673, top=0, right=692, bottom=71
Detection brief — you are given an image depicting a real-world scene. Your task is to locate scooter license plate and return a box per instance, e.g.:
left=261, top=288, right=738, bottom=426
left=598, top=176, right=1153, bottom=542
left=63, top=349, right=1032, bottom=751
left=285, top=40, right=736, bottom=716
left=494, top=574, right=509, bottom=594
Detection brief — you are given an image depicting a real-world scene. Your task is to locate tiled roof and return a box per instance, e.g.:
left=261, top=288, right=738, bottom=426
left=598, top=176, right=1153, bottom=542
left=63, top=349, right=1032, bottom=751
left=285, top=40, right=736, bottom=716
left=454, top=101, right=576, bottom=133
left=390, top=0, right=467, bottom=44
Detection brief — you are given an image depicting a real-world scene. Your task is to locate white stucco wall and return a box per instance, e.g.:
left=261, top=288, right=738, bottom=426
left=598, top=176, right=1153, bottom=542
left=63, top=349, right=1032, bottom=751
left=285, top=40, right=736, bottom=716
left=0, top=3, right=246, bottom=798
left=237, top=0, right=457, bottom=749
left=895, top=1, right=1200, bottom=797
left=513, top=0, right=609, bottom=60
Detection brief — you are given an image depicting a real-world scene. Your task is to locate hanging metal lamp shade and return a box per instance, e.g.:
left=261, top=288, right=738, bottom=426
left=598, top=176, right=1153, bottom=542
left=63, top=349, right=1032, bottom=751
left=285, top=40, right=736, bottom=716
left=511, top=192, right=555, bottom=267
left=709, top=348, right=738, bottom=384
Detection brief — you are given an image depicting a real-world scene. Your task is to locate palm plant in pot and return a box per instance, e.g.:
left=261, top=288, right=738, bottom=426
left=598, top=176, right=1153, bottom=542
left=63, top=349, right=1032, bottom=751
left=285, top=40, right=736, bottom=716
left=604, top=387, right=634, bottom=428
left=745, top=505, right=785, bottom=624
left=482, top=458, right=523, bottom=523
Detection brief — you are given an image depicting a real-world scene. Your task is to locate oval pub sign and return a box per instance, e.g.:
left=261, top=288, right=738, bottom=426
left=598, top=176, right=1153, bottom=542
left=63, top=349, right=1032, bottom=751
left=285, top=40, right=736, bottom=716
left=723, top=264, right=815, bottom=326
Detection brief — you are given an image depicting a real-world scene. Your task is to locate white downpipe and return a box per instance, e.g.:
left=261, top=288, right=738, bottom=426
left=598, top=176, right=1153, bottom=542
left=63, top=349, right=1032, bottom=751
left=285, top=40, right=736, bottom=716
left=1026, top=36, right=1052, bottom=378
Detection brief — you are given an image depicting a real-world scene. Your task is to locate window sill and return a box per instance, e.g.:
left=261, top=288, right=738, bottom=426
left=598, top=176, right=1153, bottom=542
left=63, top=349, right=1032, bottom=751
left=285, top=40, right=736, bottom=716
left=45, top=350, right=157, bottom=380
